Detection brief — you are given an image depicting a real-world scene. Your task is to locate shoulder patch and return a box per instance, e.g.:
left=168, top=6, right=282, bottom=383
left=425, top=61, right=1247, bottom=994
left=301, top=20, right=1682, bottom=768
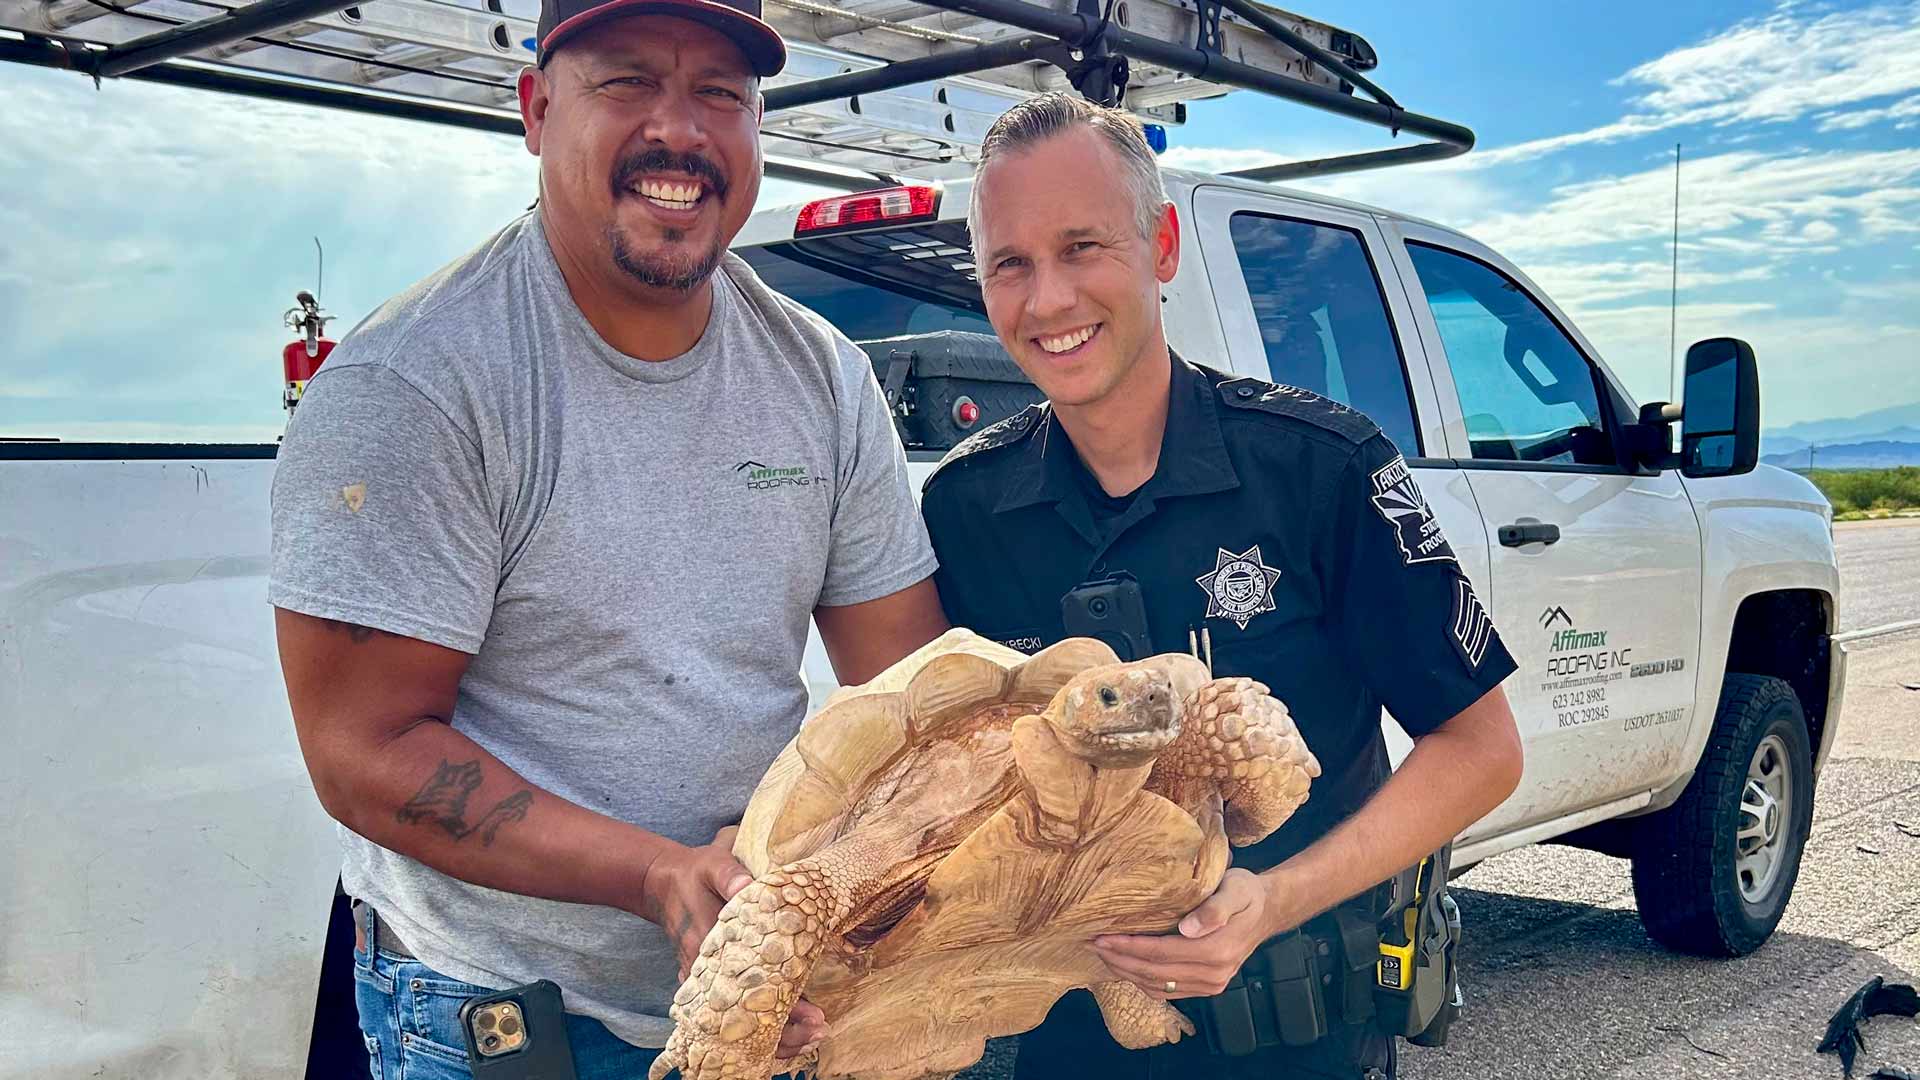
left=1368, top=453, right=1458, bottom=567
left=1216, top=378, right=1381, bottom=444
left=922, top=405, right=1043, bottom=491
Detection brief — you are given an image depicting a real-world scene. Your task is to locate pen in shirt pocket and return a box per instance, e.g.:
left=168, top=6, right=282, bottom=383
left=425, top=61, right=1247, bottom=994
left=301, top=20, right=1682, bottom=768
left=1186, top=625, right=1213, bottom=677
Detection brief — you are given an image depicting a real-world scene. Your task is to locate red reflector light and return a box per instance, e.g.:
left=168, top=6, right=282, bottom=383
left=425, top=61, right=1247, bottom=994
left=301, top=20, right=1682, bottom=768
left=795, top=186, right=941, bottom=236
left=953, top=397, right=981, bottom=427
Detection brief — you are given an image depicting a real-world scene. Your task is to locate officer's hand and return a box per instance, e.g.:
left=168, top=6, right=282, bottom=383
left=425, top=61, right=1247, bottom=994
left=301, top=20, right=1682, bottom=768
left=1091, top=869, right=1277, bottom=999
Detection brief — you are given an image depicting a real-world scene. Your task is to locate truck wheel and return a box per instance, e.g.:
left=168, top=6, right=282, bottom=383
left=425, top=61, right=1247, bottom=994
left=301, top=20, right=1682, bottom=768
left=1630, top=674, right=1813, bottom=957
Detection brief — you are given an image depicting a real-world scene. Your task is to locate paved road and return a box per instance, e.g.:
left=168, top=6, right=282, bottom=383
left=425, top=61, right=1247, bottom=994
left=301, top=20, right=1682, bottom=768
left=1836, top=518, right=1920, bottom=632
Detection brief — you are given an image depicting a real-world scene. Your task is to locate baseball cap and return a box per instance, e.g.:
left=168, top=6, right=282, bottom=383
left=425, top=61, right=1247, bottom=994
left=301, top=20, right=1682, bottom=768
left=536, top=0, right=786, bottom=76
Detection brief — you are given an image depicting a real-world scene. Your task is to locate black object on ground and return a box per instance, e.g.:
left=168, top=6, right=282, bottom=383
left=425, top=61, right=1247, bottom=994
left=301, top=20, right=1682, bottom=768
left=1817, top=976, right=1920, bottom=1078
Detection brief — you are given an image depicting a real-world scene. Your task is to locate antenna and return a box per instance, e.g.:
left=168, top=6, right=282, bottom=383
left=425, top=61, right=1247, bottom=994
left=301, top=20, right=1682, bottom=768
left=314, top=236, right=324, bottom=300
left=1668, top=142, right=1681, bottom=402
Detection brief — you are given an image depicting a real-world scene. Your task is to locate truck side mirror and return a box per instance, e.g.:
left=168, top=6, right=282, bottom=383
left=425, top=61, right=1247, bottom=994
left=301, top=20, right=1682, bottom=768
left=1680, top=336, right=1760, bottom=478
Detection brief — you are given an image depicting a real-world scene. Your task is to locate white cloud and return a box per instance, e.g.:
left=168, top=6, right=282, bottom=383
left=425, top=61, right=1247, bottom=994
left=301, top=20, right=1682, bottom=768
left=1523, top=261, right=1776, bottom=309
left=1159, top=146, right=1301, bottom=174
left=1465, top=148, right=1920, bottom=259
left=1800, top=220, right=1843, bottom=243
left=1470, top=1, right=1920, bottom=167
left=1159, top=143, right=1503, bottom=232
left=1816, top=94, right=1920, bottom=130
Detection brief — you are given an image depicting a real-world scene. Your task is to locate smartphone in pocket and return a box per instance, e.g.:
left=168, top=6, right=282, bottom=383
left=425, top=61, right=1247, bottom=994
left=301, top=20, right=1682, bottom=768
left=459, top=979, right=578, bottom=1079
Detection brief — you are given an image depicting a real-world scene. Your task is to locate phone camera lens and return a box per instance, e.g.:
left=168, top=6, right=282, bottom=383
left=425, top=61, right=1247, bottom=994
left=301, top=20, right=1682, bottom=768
left=483, top=1034, right=501, bottom=1050
left=476, top=1012, right=497, bottom=1031
left=1089, top=598, right=1108, bottom=616
left=499, top=1014, right=523, bottom=1037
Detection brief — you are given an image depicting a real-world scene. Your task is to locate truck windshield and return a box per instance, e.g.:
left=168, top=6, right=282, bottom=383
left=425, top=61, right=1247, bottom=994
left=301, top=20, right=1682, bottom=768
left=737, top=222, right=994, bottom=341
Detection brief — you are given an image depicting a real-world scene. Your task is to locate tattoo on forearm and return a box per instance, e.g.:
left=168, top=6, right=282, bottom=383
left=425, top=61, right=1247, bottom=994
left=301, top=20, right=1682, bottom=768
left=396, top=759, right=533, bottom=846
left=320, top=618, right=385, bottom=644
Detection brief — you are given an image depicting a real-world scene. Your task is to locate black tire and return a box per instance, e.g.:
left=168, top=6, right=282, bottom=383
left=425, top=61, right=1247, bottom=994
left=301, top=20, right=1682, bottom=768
left=1630, top=673, right=1814, bottom=957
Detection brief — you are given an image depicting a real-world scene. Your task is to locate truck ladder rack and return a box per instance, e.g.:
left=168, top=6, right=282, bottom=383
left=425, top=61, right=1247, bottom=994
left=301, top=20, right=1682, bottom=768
left=0, top=0, right=1473, bottom=185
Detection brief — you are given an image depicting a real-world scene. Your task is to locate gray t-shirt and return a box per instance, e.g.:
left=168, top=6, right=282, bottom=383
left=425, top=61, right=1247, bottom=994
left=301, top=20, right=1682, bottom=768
left=268, top=211, right=936, bottom=1047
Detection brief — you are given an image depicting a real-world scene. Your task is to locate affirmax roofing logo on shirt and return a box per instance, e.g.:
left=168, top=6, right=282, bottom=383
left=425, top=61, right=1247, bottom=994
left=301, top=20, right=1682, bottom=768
left=735, top=460, right=819, bottom=491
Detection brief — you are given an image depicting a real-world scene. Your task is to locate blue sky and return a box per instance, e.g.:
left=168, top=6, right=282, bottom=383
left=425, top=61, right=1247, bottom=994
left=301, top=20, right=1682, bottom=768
left=2, top=0, right=1916, bottom=441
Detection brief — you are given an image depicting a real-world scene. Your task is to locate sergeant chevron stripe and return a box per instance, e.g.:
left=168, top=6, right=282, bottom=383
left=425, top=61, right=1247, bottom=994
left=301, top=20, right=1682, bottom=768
left=1451, top=579, right=1493, bottom=672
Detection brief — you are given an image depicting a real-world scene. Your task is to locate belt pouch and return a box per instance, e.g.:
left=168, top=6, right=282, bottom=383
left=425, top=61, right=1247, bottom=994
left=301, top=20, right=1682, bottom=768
left=1259, top=933, right=1328, bottom=1046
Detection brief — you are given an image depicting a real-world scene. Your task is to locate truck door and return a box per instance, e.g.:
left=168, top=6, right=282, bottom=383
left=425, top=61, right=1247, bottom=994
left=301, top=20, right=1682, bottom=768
left=1191, top=185, right=1497, bottom=804
left=1383, top=224, right=1703, bottom=835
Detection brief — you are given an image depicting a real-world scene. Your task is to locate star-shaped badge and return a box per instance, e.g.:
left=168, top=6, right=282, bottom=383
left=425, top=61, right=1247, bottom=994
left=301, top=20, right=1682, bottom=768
left=1195, top=545, right=1282, bottom=630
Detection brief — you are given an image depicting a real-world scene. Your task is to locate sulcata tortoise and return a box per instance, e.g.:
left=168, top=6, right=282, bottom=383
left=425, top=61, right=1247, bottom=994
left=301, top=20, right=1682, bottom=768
left=649, top=629, right=1321, bottom=1080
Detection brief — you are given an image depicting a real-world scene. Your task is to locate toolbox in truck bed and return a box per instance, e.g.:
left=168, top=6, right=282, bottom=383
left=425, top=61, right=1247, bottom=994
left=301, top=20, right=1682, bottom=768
left=856, top=331, right=1044, bottom=451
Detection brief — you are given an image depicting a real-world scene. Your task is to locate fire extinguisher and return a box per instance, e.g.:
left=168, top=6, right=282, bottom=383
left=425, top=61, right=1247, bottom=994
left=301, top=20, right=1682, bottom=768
left=283, top=289, right=335, bottom=412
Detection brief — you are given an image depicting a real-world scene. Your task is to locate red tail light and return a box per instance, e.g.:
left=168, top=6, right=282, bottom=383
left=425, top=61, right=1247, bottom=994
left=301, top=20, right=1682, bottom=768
left=795, top=185, right=941, bottom=236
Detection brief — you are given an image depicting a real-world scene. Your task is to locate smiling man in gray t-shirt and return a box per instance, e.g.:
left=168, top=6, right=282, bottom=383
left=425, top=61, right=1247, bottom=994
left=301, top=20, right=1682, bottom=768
left=268, top=1, right=946, bottom=1074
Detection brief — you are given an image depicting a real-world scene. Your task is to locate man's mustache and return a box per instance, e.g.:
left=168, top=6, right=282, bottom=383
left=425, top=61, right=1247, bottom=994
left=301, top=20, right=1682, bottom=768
left=611, top=150, right=729, bottom=200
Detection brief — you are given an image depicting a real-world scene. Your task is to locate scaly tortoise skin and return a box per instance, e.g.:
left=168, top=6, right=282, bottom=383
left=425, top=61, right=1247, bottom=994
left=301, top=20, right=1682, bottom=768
left=649, top=629, right=1320, bottom=1080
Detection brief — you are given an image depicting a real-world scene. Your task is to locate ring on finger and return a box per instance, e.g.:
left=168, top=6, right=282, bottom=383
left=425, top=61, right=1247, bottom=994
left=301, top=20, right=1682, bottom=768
left=1164, top=980, right=1177, bottom=993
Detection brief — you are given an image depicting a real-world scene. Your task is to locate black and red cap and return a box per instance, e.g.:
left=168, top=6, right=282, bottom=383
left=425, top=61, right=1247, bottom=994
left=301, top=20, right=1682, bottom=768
left=536, top=0, right=786, bottom=76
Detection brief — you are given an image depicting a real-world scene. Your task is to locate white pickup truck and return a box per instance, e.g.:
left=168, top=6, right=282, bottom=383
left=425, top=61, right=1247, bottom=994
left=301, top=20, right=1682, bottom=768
left=0, top=171, right=1845, bottom=1077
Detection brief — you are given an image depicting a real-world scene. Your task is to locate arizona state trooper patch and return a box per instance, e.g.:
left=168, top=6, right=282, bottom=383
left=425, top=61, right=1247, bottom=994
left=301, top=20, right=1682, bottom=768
left=1196, top=545, right=1282, bottom=630
left=1369, top=455, right=1457, bottom=566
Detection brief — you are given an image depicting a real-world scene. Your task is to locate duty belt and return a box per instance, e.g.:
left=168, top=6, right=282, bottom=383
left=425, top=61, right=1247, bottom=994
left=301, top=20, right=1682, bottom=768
left=1177, top=892, right=1387, bottom=1056
left=1178, top=854, right=1463, bottom=1058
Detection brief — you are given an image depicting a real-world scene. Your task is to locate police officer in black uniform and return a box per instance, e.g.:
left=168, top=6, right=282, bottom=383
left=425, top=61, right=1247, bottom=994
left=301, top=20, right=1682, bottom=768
left=923, top=93, right=1525, bottom=1079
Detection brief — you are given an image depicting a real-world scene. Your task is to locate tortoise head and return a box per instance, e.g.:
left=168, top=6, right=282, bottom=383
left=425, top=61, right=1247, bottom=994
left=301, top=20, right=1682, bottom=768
left=1045, top=660, right=1183, bottom=768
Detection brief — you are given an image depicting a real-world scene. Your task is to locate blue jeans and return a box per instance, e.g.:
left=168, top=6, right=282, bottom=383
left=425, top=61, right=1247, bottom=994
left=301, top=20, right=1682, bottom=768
left=351, top=940, right=663, bottom=1080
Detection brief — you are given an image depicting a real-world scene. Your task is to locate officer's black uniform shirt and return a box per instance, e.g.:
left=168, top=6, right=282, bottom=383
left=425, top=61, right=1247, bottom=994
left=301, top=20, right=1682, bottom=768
left=921, top=357, right=1518, bottom=871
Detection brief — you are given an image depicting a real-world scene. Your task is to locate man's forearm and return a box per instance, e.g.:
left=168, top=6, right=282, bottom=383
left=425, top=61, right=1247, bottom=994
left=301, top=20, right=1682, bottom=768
left=1258, top=686, right=1522, bottom=934
left=315, top=718, right=684, bottom=917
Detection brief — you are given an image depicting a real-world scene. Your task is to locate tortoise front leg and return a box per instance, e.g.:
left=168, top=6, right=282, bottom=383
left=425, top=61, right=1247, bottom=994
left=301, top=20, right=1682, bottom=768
left=650, top=841, right=888, bottom=1080
left=1089, top=980, right=1195, bottom=1049
left=1148, top=677, right=1321, bottom=846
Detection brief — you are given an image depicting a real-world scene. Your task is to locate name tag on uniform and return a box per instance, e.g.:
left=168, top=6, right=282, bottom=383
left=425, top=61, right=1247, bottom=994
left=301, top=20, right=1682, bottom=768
left=988, top=632, right=1046, bottom=654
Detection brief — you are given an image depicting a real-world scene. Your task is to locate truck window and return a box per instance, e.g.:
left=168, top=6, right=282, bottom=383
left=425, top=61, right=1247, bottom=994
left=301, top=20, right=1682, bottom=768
left=1405, top=243, right=1616, bottom=467
left=738, top=223, right=995, bottom=341
left=1226, top=212, right=1420, bottom=456
left=738, top=224, right=1041, bottom=452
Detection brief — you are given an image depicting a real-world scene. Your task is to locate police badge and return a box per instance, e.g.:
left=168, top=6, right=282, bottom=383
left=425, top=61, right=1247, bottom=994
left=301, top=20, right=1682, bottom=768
left=1196, top=545, right=1282, bottom=630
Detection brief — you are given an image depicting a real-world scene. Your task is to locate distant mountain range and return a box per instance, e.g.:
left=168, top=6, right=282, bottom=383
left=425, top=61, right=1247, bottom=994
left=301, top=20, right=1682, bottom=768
left=1765, top=402, right=1920, bottom=446
left=1761, top=440, right=1920, bottom=470
left=1760, top=403, right=1920, bottom=469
